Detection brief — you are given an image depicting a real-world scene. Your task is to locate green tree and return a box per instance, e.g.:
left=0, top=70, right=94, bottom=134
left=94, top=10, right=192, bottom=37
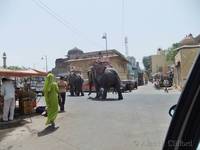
left=7, top=66, right=27, bottom=70
left=142, top=56, right=152, bottom=77
left=166, top=43, right=180, bottom=62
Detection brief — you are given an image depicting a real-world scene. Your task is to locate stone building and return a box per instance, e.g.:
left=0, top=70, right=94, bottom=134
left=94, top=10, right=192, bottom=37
left=174, top=34, right=200, bottom=89
left=151, top=48, right=172, bottom=75
left=52, top=47, right=129, bottom=80
left=127, top=56, right=136, bottom=80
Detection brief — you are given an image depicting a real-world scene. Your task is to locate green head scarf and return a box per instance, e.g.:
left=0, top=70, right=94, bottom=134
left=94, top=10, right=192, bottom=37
left=43, top=73, right=55, bottom=94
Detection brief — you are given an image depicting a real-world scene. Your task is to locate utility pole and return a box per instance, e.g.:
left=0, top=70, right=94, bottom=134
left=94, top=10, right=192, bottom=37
left=102, top=33, right=108, bottom=56
left=41, top=55, right=48, bottom=72
left=125, top=36, right=129, bottom=56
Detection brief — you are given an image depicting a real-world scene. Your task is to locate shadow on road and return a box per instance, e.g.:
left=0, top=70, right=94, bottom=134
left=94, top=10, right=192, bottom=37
left=67, top=95, right=84, bottom=97
left=37, top=126, right=59, bottom=137
left=88, top=97, right=123, bottom=101
left=0, top=119, right=29, bottom=130
left=0, top=119, right=29, bottom=142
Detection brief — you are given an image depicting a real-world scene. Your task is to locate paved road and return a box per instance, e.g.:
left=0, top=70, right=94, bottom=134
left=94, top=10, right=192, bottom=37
left=0, top=84, right=180, bottom=150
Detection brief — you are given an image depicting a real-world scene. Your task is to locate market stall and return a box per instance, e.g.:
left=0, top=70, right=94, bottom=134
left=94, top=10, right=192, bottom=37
left=0, top=69, right=47, bottom=116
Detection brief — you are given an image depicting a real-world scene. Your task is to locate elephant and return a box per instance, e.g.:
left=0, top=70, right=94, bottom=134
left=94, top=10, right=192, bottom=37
left=88, top=64, right=123, bottom=100
left=67, top=73, right=84, bottom=96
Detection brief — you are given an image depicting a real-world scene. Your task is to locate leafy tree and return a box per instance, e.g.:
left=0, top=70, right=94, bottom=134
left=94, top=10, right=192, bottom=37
left=142, top=56, right=152, bottom=77
left=166, top=43, right=180, bottom=62
left=7, top=66, right=27, bottom=70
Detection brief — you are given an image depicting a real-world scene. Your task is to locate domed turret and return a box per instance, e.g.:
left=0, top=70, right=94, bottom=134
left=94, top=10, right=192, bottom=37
left=67, top=47, right=83, bottom=59
left=180, top=34, right=195, bottom=46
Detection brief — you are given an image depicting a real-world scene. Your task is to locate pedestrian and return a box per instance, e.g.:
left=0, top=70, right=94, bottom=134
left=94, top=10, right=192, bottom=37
left=57, top=76, right=68, bottom=112
left=163, top=79, right=169, bottom=93
left=1, top=78, right=15, bottom=122
left=43, top=73, right=59, bottom=128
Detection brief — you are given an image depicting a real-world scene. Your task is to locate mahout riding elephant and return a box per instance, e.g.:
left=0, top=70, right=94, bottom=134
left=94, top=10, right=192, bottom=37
left=88, top=64, right=123, bottom=100
left=67, top=72, right=84, bottom=96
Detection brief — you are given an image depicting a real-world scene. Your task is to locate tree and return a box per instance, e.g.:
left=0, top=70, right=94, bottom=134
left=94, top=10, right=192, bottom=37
left=166, top=43, right=180, bottom=62
left=7, top=66, right=27, bottom=70
left=142, top=56, right=152, bottom=77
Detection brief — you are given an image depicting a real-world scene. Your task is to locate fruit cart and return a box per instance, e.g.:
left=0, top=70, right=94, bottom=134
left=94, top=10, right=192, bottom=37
left=0, top=69, right=47, bottom=115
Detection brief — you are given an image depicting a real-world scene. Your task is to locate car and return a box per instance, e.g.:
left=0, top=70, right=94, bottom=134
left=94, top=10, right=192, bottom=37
left=121, top=80, right=138, bottom=92
left=163, top=53, right=200, bottom=150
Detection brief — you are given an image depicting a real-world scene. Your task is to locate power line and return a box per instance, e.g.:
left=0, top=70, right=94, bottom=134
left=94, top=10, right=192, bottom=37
left=121, top=0, right=126, bottom=54
left=122, top=0, right=125, bottom=37
left=31, top=0, right=103, bottom=48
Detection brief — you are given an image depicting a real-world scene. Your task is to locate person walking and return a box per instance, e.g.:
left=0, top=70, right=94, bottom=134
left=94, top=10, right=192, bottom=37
left=57, top=76, right=67, bottom=112
left=1, top=78, right=15, bottom=122
left=43, top=73, right=59, bottom=128
left=163, top=78, right=169, bottom=93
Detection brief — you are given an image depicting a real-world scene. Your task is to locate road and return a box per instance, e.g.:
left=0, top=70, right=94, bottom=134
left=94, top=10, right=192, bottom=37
left=0, top=84, right=180, bottom=150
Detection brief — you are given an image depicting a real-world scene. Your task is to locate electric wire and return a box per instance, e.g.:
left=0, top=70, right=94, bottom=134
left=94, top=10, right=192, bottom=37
left=31, top=0, right=103, bottom=48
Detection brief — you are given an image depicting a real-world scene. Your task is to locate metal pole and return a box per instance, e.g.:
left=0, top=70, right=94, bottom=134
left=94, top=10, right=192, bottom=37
left=106, top=34, right=108, bottom=56
left=104, top=33, right=108, bottom=56
left=102, top=33, right=108, bottom=56
left=45, top=55, right=48, bottom=72
left=42, top=56, right=48, bottom=72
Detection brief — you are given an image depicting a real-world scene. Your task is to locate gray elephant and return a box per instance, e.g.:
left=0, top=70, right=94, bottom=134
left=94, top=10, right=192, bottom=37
left=88, top=64, right=123, bottom=100
left=67, top=73, right=84, bottom=96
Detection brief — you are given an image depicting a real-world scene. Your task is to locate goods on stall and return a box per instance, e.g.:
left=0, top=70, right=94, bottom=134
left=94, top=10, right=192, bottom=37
left=16, top=88, right=37, bottom=115
left=0, top=69, right=47, bottom=116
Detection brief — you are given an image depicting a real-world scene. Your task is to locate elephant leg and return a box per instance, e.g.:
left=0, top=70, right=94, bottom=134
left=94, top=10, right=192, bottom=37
left=95, top=86, right=100, bottom=99
left=70, top=86, right=74, bottom=96
left=95, top=92, right=100, bottom=99
left=81, top=89, right=84, bottom=96
left=115, top=85, right=123, bottom=100
left=76, top=86, right=82, bottom=96
left=95, top=91, right=101, bottom=99
left=102, top=88, right=107, bottom=100
left=72, top=86, right=76, bottom=96
left=75, top=87, right=78, bottom=96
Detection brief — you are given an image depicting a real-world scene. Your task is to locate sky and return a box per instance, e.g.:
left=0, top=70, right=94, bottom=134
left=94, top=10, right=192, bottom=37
left=0, top=0, right=199, bottom=71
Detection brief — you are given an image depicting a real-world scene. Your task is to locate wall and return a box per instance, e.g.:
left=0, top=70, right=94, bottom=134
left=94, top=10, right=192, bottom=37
left=151, top=54, right=170, bottom=75
left=174, top=46, right=200, bottom=89
left=68, top=56, right=128, bottom=80
left=180, top=47, right=200, bottom=88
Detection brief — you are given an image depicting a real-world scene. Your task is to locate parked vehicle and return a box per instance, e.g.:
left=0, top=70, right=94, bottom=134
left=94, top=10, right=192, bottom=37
left=138, top=72, right=144, bottom=86
left=30, top=77, right=45, bottom=94
left=82, top=79, right=95, bottom=92
left=121, top=80, right=138, bottom=92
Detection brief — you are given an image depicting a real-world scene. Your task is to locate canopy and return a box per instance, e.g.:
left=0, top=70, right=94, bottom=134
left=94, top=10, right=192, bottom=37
left=0, top=69, right=47, bottom=77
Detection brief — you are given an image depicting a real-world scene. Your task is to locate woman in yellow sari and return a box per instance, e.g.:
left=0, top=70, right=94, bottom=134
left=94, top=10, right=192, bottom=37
left=43, top=73, right=59, bottom=127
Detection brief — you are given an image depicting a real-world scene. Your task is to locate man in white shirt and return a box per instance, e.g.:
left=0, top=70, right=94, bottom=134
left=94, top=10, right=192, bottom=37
left=1, top=78, right=15, bottom=122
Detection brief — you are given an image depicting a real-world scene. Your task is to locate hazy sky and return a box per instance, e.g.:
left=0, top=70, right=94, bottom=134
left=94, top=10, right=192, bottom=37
left=0, top=0, right=199, bottom=71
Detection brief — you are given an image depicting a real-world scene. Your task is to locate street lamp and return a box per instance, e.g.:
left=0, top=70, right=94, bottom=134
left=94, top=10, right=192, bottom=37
left=41, top=55, right=48, bottom=72
left=102, top=32, right=108, bottom=56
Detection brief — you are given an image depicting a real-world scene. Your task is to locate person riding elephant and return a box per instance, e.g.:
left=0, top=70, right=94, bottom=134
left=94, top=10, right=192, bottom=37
left=88, top=62, right=123, bottom=100
left=67, top=72, right=84, bottom=96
